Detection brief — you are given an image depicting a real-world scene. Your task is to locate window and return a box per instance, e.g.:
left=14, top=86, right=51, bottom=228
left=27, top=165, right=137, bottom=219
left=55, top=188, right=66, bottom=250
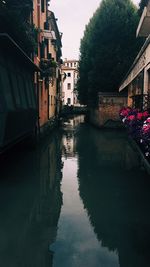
left=40, top=41, right=45, bottom=58
left=67, top=83, right=71, bottom=90
left=41, top=0, right=45, bottom=13
left=70, top=63, right=72, bottom=67
left=67, top=98, right=71, bottom=105
left=67, top=73, right=71, bottom=77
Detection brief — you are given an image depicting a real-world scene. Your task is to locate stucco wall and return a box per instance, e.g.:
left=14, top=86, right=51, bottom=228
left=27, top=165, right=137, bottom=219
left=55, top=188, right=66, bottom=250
left=49, top=79, right=57, bottom=119
left=39, top=80, right=49, bottom=127
left=62, top=69, right=75, bottom=106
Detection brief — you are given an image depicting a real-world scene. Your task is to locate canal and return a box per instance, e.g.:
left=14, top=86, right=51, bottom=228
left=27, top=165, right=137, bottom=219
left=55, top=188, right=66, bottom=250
left=0, top=115, right=150, bottom=267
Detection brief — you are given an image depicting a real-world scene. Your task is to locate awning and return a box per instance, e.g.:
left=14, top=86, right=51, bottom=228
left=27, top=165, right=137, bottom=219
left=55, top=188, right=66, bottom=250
left=136, top=6, right=150, bottom=37
left=119, top=35, right=150, bottom=91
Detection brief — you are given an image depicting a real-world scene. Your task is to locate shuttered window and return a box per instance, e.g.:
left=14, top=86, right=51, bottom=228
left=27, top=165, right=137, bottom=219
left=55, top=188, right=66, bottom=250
left=41, top=0, right=45, bottom=12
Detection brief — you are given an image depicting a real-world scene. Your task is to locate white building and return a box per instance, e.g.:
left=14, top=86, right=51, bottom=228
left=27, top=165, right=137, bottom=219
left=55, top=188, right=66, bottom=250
left=61, top=59, right=80, bottom=106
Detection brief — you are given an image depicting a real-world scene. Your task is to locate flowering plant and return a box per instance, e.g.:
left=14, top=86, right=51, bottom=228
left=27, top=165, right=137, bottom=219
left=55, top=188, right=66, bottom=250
left=119, top=107, right=132, bottom=119
left=119, top=107, right=150, bottom=159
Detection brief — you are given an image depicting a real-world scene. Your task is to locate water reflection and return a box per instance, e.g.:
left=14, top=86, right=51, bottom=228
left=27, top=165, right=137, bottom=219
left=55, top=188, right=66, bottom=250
left=0, top=116, right=150, bottom=267
left=51, top=116, right=150, bottom=267
left=77, top=124, right=150, bottom=267
left=62, top=115, right=84, bottom=158
left=0, top=133, right=63, bottom=267
left=53, top=116, right=120, bottom=267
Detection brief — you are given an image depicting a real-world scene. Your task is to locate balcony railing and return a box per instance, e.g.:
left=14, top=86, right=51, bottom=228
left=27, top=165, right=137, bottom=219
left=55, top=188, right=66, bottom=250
left=131, top=93, right=150, bottom=110
left=42, top=30, right=56, bottom=40
left=143, top=93, right=150, bottom=110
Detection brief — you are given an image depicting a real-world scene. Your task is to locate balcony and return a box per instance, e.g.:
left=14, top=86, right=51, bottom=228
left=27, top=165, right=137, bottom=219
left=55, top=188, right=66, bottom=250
left=42, top=30, right=56, bottom=40
left=137, top=6, right=150, bottom=37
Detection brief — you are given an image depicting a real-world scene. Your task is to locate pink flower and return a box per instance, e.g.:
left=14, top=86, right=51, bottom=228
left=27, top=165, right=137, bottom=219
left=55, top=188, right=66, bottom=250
left=145, top=117, right=150, bottom=124
left=120, top=109, right=128, bottom=117
left=127, top=115, right=135, bottom=121
left=142, top=124, right=150, bottom=133
left=136, top=112, right=143, bottom=120
left=143, top=111, right=149, bottom=118
left=119, top=107, right=132, bottom=117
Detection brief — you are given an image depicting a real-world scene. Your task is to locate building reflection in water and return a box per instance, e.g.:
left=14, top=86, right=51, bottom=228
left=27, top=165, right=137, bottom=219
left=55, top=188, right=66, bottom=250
left=76, top=124, right=150, bottom=267
left=62, top=115, right=84, bottom=158
left=0, top=132, right=63, bottom=267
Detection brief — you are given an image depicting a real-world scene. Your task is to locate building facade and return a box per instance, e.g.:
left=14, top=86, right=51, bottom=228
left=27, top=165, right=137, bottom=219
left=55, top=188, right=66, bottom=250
left=61, top=59, right=79, bottom=106
left=0, top=0, right=62, bottom=153
left=119, top=0, right=150, bottom=111
left=47, top=11, right=62, bottom=119
left=33, top=0, right=62, bottom=133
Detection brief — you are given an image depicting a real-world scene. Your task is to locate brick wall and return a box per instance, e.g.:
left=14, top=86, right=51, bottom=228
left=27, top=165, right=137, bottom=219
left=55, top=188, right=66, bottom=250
left=89, top=94, right=127, bottom=128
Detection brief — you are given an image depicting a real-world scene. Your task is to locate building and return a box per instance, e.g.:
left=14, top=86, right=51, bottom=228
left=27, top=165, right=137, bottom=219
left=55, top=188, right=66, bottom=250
left=62, top=116, right=85, bottom=158
left=61, top=59, right=79, bottom=106
left=33, top=0, right=62, bottom=134
left=119, top=0, right=150, bottom=110
left=47, top=11, right=62, bottom=119
left=0, top=0, right=62, bottom=153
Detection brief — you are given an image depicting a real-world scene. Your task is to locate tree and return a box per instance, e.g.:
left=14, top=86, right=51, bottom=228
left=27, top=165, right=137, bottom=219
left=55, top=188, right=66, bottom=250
left=0, top=0, right=38, bottom=55
left=78, top=0, right=143, bottom=107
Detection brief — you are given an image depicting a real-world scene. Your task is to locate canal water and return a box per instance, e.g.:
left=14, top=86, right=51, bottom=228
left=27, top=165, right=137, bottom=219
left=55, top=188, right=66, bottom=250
left=0, top=115, right=150, bottom=267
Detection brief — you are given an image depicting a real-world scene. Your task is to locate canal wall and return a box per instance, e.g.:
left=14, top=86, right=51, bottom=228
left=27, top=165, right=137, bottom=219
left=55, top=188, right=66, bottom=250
left=89, top=92, right=127, bottom=128
left=60, top=106, right=87, bottom=116
left=129, top=137, right=150, bottom=175
left=39, top=117, right=60, bottom=139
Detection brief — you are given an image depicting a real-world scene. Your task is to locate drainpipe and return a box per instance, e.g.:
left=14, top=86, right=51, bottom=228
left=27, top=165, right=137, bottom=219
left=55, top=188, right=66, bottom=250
left=36, top=72, right=40, bottom=140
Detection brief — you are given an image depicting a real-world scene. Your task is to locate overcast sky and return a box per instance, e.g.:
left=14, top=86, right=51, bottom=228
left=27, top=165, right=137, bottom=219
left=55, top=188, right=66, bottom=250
left=50, top=0, right=140, bottom=60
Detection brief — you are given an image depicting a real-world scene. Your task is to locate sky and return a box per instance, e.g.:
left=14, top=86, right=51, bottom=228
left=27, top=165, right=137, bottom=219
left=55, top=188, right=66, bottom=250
left=50, top=0, right=140, bottom=60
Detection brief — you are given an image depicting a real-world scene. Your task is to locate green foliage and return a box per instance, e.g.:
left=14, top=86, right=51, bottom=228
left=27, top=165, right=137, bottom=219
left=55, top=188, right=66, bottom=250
left=0, top=0, right=38, bottom=55
left=78, top=0, right=143, bottom=107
